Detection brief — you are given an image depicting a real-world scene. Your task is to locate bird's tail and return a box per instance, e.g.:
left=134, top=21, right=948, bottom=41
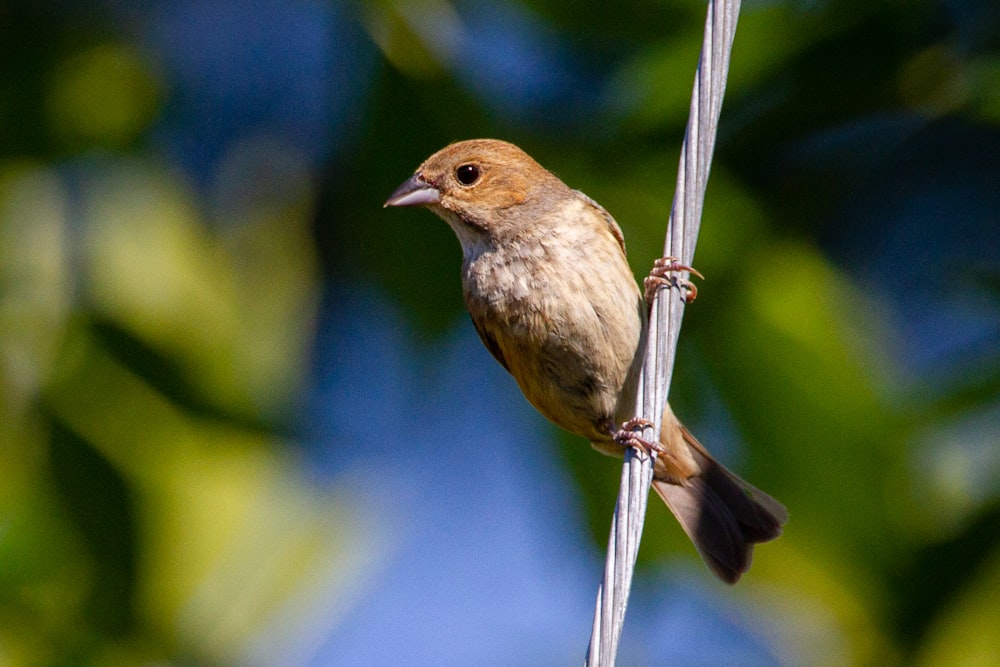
left=651, top=417, right=787, bottom=584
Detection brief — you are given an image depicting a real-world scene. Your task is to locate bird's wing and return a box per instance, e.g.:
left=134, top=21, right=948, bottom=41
left=470, top=316, right=511, bottom=373
left=573, top=189, right=627, bottom=257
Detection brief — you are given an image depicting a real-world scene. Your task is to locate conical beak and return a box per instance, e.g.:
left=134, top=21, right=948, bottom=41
left=383, top=174, right=441, bottom=208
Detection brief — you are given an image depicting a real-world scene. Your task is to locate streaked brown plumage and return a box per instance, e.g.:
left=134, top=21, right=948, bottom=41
left=385, top=139, right=787, bottom=583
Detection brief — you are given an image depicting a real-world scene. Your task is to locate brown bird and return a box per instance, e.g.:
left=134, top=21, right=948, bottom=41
left=385, top=139, right=787, bottom=583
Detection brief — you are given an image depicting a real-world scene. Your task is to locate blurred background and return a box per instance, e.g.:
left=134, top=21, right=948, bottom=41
left=1, top=0, right=999, bottom=665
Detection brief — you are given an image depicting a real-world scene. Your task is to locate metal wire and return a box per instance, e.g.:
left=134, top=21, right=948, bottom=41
left=585, top=2, right=742, bottom=664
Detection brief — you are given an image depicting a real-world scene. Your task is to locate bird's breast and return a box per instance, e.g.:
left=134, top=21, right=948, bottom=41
left=461, top=216, right=643, bottom=441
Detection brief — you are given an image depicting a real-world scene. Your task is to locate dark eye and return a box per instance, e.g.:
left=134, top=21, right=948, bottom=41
left=455, top=164, right=480, bottom=185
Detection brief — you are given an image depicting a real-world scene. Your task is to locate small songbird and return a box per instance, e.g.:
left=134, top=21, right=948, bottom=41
left=385, top=139, right=786, bottom=583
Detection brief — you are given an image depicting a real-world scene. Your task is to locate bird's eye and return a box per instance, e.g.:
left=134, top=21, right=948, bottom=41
left=455, top=164, right=481, bottom=186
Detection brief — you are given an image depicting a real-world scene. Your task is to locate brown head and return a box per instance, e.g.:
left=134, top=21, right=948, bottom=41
left=384, top=139, right=569, bottom=249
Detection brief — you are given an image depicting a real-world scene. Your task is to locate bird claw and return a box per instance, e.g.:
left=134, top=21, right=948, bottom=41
left=643, top=256, right=704, bottom=304
left=612, top=417, right=665, bottom=457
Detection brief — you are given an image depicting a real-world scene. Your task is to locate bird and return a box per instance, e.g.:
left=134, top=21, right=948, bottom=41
left=384, top=139, right=787, bottom=583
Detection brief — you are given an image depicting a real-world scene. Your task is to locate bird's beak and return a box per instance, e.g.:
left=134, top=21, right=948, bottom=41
left=383, top=174, right=441, bottom=208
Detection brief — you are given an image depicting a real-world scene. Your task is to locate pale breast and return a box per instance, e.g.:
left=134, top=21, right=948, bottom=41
left=462, top=196, right=644, bottom=441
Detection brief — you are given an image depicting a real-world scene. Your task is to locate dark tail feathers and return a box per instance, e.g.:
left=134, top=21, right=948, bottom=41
left=652, top=433, right=787, bottom=584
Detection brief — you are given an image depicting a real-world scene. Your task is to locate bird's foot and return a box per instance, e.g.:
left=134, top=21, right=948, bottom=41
left=643, top=256, right=704, bottom=304
left=612, top=417, right=665, bottom=457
